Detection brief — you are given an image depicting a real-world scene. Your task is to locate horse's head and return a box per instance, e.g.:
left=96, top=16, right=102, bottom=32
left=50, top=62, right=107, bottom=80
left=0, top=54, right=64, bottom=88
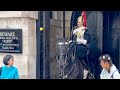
left=56, top=38, right=69, bottom=62
left=56, top=38, right=79, bottom=79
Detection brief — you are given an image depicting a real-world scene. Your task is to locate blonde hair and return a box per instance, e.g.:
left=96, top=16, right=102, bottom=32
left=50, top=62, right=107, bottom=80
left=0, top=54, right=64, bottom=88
left=77, top=16, right=84, bottom=23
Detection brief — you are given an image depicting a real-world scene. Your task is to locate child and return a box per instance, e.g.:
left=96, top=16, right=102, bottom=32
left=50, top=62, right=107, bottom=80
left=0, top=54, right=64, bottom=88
left=0, top=55, right=19, bottom=79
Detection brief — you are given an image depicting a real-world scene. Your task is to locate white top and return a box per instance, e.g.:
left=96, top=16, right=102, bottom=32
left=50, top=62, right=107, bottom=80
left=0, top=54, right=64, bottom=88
left=100, top=64, right=120, bottom=79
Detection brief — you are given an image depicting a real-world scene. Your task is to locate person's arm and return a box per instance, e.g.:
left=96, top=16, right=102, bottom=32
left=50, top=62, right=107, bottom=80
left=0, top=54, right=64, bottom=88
left=113, top=71, right=120, bottom=79
left=77, top=38, right=87, bottom=45
left=77, top=29, right=90, bottom=45
left=100, top=74, right=103, bottom=79
left=15, top=69, right=19, bottom=79
left=84, top=29, right=90, bottom=44
left=100, top=69, right=104, bottom=79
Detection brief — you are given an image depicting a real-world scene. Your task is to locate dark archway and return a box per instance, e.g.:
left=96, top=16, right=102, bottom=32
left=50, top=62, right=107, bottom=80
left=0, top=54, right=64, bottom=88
left=103, top=11, right=120, bottom=71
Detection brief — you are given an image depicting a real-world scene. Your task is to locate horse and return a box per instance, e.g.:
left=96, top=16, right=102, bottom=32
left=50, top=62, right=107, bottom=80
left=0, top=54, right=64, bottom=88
left=56, top=37, right=95, bottom=79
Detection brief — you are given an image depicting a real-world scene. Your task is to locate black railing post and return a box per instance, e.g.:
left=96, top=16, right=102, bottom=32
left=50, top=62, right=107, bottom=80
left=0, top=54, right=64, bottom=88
left=63, top=11, right=65, bottom=38
left=36, top=11, right=44, bottom=79
left=36, top=11, right=50, bottom=79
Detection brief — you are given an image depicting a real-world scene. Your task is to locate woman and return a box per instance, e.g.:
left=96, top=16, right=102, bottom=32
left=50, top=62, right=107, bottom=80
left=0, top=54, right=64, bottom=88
left=99, top=54, right=120, bottom=79
left=0, top=55, right=19, bottom=79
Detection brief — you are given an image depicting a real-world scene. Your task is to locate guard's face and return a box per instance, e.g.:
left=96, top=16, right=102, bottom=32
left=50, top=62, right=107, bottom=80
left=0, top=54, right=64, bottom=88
left=100, top=60, right=107, bottom=68
left=77, top=21, right=83, bottom=27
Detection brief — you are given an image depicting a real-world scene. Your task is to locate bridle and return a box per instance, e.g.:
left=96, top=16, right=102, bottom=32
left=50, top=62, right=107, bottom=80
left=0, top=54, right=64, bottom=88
left=56, top=38, right=77, bottom=79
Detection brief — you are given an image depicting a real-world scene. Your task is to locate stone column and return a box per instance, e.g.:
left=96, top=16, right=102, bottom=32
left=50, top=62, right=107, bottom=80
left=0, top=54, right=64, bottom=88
left=50, top=12, right=62, bottom=79
left=49, top=11, right=72, bottom=78
left=59, top=11, right=72, bottom=38
left=0, top=11, right=38, bottom=79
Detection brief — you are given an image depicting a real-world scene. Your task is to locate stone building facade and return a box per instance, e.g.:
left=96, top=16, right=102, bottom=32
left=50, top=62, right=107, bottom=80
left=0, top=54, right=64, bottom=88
left=1, top=11, right=119, bottom=79
left=0, top=11, right=72, bottom=79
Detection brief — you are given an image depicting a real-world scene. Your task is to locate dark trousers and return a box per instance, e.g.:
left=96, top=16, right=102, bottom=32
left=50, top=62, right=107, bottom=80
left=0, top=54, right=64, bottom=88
left=75, top=44, right=87, bottom=79
left=76, top=57, right=84, bottom=79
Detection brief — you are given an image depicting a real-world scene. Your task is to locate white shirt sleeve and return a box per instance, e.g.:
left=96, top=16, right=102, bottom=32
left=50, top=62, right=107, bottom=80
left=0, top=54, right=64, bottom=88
left=77, top=38, right=87, bottom=45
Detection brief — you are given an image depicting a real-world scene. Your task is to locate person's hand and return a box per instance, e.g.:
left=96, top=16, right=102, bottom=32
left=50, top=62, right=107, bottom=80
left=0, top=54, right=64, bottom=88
left=69, top=40, right=72, bottom=43
left=77, top=38, right=87, bottom=45
left=76, top=38, right=82, bottom=44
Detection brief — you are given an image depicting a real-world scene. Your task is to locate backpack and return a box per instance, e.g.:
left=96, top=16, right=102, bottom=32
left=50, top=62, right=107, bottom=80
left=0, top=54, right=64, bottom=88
left=111, top=69, right=119, bottom=79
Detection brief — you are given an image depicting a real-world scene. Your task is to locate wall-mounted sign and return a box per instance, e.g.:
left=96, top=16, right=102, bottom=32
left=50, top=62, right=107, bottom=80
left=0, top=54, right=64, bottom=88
left=0, top=29, right=22, bottom=53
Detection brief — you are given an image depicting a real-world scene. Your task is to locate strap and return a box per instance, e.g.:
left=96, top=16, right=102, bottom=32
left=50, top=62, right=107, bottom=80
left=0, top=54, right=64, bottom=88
left=111, top=69, right=118, bottom=79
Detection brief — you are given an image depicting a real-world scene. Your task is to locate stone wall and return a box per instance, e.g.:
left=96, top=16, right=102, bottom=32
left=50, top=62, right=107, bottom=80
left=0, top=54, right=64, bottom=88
left=0, top=11, right=73, bottom=79
left=0, top=11, right=38, bottom=79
